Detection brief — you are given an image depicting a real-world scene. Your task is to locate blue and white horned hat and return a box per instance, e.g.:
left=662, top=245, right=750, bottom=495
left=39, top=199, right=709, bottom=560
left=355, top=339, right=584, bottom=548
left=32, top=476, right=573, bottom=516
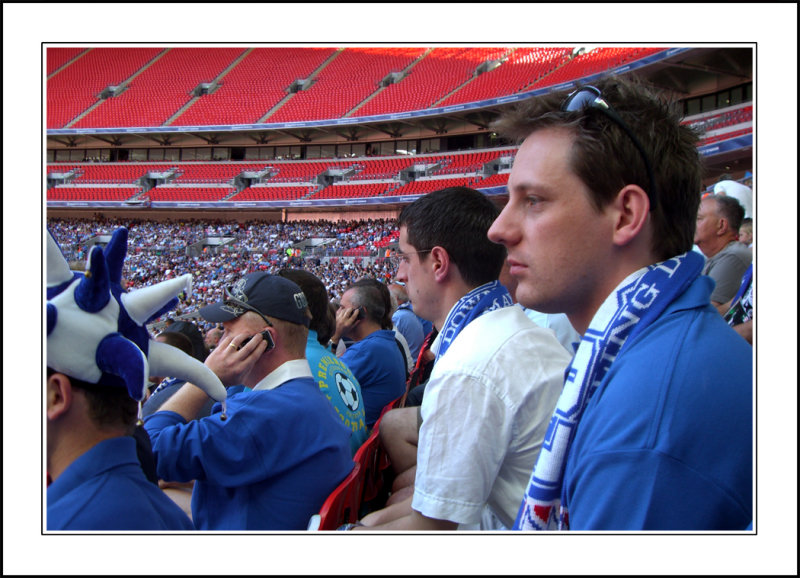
left=46, top=227, right=227, bottom=420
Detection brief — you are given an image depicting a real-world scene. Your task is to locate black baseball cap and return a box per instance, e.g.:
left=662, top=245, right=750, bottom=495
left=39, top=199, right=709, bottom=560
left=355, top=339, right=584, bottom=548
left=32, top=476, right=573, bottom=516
left=199, top=272, right=310, bottom=327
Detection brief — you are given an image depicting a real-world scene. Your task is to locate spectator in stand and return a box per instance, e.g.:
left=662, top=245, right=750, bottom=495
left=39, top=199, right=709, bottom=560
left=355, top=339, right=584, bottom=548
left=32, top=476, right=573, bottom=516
left=47, top=216, right=405, bottom=317
left=694, top=194, right=752, bottom=312
left=144, top=273, right=353, bottom=530
left=739, top=217, right=753, bottom=248
left=351, top=187, right=569, bottom=531
left=143, top=322, right=216, bottom=419
left=388, top=282, right=425, bottom=362
left=278, top=268, right=368, bottom=455
left=347, top=277, right=415, bottom=378
left=204, top=325, right=224, bottom=352
left=163, top=320, right=209, bottom=362
left=369, top=279, right=416, bottom=379
left=329, top=278, right=407, bottom=428
left=45, top=227, right=228, bottom=530
left=487, top=77, right=752, bottom=530
left=147, top=330, right=194, bottom=390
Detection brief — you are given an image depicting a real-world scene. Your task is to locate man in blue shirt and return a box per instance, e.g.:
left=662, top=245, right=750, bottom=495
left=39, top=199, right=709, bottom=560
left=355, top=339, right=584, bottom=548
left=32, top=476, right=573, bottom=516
left=46, top=227, right=202, bottom=531
left=488, top=76, right=752, bottom=530
left=144, top=273, right=354, bottom=530
left=329, top=279, right=407, bottom=427
left=389, top=282, right=425, bottom=362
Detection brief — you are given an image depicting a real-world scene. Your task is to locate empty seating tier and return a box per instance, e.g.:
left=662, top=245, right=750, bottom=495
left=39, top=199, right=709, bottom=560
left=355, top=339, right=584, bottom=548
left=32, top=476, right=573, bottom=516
left=71, top=48, right=247, bottom=129
left=47, top=186, right=141, bottom=201
left=354, top=47, right=511, bottom=117
left=475, top=172, right=510, bottom=188
left=47, top=47, right=88, bottom=76
left=146, top=186, right=235, bottom=202
left=47, top=47, right=164, bottom=128
left=49, top=47, right=677, bottom=128
left=173, top=163, right=270, bottom=183
left=533, top=47, right=666, bottom=89
left=267, top=47, right=427, bottom=123
left=438, top=47, right=574, bottom=107
left=171, top=47, right=338, bottom=126
left=348, top=157, right=417, bottom=180
left=229, top=186, right=315, bottom=201
left=390, top=176, right=481, bottom=196
left=313, top=183, right=394, bottom=199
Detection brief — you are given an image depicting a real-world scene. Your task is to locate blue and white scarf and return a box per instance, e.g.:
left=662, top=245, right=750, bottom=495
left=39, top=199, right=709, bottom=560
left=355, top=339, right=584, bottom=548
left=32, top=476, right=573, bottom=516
left=437, top=280, right=514, bottom=361
left=513, top=251, right=704, bottom=530
left=151, top=376, right=182, bottom=396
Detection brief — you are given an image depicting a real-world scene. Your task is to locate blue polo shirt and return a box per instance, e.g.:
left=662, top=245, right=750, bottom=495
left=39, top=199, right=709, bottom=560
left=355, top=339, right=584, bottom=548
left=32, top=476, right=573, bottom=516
left=341, top=329, right=407, bottom=426
left=47, top=436, right=194, bottom=531
left=560, top=275, right=753, bottom=530
left=145, top=364, right=353, bottom=531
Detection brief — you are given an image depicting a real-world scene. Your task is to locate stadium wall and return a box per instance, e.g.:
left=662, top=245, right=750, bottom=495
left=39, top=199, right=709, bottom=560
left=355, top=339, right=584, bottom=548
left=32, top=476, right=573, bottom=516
left=46, top=207, right=399, bottom=223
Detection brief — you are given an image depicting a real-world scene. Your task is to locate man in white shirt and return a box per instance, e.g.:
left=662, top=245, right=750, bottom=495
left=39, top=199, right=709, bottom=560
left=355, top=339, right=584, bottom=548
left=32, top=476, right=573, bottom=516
left=352, top=187, right=570, bottom=531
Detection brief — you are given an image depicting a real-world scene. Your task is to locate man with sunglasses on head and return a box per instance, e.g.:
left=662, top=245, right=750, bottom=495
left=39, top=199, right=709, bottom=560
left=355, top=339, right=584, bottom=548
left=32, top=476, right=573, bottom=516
left=143, top=272, right=353, bottom=530
left=488, top=76, right=753, bottom=531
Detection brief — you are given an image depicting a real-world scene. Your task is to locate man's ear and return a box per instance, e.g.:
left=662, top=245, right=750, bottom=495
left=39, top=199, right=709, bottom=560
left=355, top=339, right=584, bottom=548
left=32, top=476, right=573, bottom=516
left=717, top=216, right=731, bottom=236
left=47, top=372, right=74, bottom=421
left=429, top=246, right=450, bottom=283
left=611, top=184, right=650, bottom=247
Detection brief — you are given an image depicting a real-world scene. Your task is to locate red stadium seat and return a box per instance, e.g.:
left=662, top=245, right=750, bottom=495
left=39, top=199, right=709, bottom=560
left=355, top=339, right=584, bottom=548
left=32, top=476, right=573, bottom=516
left=172, top=47, right=337, bottom=126
left=353, top=427, right=385, bottom=509
left=71, top=48, right=247, bottom=129
left=533, top=47, right=666, bottom=90
left=307, top=463, right=363, bottom=531
left=353, top=397, right=402, bottom=510
left=47, top=47, right=163, bottom=128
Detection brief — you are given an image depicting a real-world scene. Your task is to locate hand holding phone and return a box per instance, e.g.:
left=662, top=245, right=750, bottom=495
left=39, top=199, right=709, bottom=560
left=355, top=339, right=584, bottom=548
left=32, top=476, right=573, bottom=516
left=240, top=329, right=275, bottom=351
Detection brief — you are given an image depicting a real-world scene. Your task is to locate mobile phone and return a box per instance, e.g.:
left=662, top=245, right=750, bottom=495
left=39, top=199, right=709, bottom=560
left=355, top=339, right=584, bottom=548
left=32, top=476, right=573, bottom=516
left=356, top=306, right=366, bottom=320
left=241, top=329, right=275, bottom=351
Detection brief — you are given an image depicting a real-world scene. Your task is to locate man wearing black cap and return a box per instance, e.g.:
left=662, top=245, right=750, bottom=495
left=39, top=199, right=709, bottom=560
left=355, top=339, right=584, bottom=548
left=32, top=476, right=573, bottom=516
left=144, top=272, right=354, bottom=530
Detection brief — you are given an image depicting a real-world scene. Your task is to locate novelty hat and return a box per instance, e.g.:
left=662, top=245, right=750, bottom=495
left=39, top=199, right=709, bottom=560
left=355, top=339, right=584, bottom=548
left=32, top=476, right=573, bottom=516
left=46, top=227, right=227, bottom=415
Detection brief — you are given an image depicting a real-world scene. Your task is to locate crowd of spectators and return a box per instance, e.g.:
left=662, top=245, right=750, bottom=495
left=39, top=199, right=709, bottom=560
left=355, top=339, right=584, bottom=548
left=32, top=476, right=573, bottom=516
left=47, top=215, right=401, bottom=332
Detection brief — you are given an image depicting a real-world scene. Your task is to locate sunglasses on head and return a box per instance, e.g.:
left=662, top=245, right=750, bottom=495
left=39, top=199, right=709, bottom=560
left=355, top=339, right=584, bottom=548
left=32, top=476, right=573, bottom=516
left=562, top=85, right=657, bottom=212
left=223, top=286, right=273, bottom=328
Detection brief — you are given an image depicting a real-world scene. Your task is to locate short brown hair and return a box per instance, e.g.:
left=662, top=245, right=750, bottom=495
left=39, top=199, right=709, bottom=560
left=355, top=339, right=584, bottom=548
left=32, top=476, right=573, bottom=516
left=711, top=194, right=746, bottom=232
left=48, top=368, right=137, bottom=434
left=493, top=76, right=703, bottom=261
left=398, top=186, right=506, bottom=286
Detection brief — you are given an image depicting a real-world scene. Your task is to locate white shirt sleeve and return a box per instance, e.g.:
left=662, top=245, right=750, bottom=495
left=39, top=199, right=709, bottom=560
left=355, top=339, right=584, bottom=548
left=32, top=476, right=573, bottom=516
left=412, top=368, right=513, bottom=526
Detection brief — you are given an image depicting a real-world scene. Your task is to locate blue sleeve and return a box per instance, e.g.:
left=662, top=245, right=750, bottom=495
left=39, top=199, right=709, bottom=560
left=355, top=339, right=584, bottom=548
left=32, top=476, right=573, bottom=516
left=341, top=345, right=366, bottom=380
left=730, top=264, right=753, bottom=304
left=563, top=449, right=751, bottom=530
left=393, top=312, right=424, bottom=359
left=143, top=401, right=282, bottom=487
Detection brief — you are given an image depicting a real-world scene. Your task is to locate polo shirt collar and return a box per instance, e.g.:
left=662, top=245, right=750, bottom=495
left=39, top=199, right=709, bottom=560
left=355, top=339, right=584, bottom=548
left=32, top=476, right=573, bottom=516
left=252, top=359, right=312, bottom=391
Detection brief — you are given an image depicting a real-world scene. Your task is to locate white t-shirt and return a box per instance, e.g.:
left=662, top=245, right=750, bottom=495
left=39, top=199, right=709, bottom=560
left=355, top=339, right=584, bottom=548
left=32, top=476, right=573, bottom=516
left=522, top=307, right=581, bottom=354
left=412, top=305, right=571, bottom=529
